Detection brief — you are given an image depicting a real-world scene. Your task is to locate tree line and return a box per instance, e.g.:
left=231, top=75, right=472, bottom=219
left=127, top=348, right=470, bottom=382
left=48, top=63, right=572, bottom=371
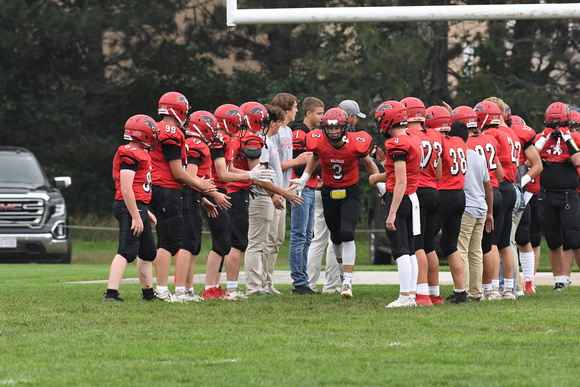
left=1, top=0, right=578, bottom=216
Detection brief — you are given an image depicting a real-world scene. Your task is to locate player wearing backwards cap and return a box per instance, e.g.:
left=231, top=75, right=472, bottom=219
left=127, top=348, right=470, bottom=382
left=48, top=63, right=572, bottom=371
left=425, top=106, right=469, bottom=304
left=104, top=114, right=159, bottom=302
left=452, top=105, right=501, bottom=301
left=339, top=99, right=366, bottom=131
left=475, top=100, right=520, bottom=299
left=535, top=102, right=580, bottom=291
left=369, top=101, right=422, bottom=308
left=402, top=97, right=444, bottom=306
left=293, top=108, right=379, bottom=299
left=149, top=92, right=215, bottom=302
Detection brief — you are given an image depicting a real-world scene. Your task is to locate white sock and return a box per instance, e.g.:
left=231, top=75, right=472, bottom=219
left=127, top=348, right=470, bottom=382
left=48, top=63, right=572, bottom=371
left=332, top=243, right=343, bottom=259
left=396, top=255, right=412, bottom=293
left=205, top=285, right=218, bottom=290
left=519, top=251, right=535, bottom=280
left=343, top=272, right=353, bottom=285
left=428, top=286, right=440, bottom=297
left=554, top=275, right=566, bottom=284
left=454, top=288, right=465, bottom=293
left=564, top=275, right=571, bottom=284
left=156, top=285, right=168, bottom=293
left=504, top=279, right=514, bottom=289
left=175, top=286, right=186, bottom=292
left=482, top=284, right=492, bottom=291
left=417, top=283, right=429, bottom=296
left=342, top=240, right=356, bottom=266
left=491, top=279, right=500, bottom=289
left=227, top=281, right=238, bottom=289
left=409, top=254, right=418, bottom=293
left=186, top=287, right=194, bottom=293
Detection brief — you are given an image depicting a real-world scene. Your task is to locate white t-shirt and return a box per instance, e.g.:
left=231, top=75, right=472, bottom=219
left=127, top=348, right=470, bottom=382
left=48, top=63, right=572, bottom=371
left=464, top=149, right=490, bottom=218
left=272, top=125, right=293, bottom=189
left=251, top=135, right=283, bottom=196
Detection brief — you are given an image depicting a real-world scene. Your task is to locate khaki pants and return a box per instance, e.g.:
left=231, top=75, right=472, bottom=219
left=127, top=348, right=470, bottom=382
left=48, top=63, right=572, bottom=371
left=244, top=195, right=274, bottom=294
left=264, top=203, right=286, bottom=288
left=457, top=214, right=485, bottom=299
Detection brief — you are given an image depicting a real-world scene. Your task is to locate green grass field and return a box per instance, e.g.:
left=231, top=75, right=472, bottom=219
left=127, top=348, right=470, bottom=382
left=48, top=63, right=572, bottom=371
left=1, top=264, right=580, bottom=386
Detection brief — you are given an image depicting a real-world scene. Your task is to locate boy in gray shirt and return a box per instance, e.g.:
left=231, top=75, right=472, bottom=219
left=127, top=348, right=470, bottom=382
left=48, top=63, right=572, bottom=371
left=452, top=121, right=494, bottom=301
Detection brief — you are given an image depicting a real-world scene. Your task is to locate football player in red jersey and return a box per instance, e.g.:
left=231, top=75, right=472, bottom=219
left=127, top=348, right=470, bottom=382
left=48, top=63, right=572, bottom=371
left=453, top=105, right=504, bottom=300
left=486, top=98, right=543, bottom=296
left=401, top=97, right=443, bottom=306
left=104, top=115, right=159, bottom=302
left=535, top=102, right=580, bottom=291
left=149, top=92, right=215, bottom=302
left=368, top=101, right=421, bottom=307
left=293, top=108, right=378, bottom=299
left=507, top=114, right=542, bottom=293
left=475, top=100, right=519, bottom=299
left=424, top=106, right=468, bottom=303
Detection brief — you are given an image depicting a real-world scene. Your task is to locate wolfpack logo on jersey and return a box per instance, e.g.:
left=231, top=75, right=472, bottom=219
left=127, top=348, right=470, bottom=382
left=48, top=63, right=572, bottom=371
left=307, top=129, right=372, bottom=188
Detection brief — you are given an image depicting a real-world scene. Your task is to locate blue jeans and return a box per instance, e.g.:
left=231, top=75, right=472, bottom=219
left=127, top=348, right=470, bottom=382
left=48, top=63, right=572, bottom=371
left=289, top=187, right=316, bottom=287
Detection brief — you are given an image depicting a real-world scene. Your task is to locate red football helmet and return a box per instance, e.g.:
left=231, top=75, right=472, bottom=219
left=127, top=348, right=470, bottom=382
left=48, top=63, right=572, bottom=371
left=240, top=102, right=268, bottom=133
left=510, top=115, right=526, bottom=130
left=569, top=110, right=580, bottom=129
left=214, top=104, right=243, bottom=136
left=374, top=101, right=408, bottom=135
left=186, top=111, right=217, bottom=143
left=425, top=106, right=451, bottom=132
left=322, top=108, right=350, bottom=142
left=544, top=102, right=570, bottom=128
left=474, top=101, right=502, bottom=129
left=503, top=103, right=512, bottom=126
left=400, top=97, right=426, bottom=123
left=124, top=114, right=158, bottom=149
left=450, top=106, right=478, bottom=129
left=158, top=91, right=189, bottom=128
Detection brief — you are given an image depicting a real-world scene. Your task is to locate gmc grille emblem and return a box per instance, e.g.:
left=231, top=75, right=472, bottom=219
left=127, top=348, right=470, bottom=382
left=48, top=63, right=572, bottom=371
left=0, top=203, right=23, bottom=211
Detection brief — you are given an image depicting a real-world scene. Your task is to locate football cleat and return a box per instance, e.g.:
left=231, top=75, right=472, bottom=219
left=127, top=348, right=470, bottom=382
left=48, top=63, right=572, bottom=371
left=340, top=283, right=353, bottom=299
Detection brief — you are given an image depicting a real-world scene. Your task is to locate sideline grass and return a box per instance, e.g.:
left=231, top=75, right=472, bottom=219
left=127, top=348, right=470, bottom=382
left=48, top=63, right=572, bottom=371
left=1, top=265, right=579, bottom=385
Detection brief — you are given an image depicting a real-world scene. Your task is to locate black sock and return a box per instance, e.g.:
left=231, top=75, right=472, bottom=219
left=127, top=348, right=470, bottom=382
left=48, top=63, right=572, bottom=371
left=106, top=289, right=118, bottom=297
left=142, top=288, right=155, bottom=300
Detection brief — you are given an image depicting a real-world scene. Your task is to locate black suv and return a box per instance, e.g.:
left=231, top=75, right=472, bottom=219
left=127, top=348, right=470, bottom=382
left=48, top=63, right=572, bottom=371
left=0, top=147, right=72, bottom=263
left=367, top=185, right=443, bottom=265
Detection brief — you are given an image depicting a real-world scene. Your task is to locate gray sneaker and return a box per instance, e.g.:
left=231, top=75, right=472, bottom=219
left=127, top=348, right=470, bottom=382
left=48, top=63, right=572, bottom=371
left=340, top=283, right=353, bottom=299
left=501, top=288, right=517, bottom=300
left=227, top=287, right=248, bottom=300
left=155, top=289, right=176, bottom=302
left=266, top=285, right=282, bottom=295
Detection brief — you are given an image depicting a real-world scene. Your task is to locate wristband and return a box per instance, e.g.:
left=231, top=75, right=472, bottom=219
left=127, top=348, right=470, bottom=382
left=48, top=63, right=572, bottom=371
left=521, top=174, right=531, bottom=188
left=301, top=172, right=311, bottom=182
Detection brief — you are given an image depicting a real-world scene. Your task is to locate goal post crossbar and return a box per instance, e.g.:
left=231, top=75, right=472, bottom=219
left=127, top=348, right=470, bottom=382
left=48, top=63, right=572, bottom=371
left=226, top=0, right=580, bottom=27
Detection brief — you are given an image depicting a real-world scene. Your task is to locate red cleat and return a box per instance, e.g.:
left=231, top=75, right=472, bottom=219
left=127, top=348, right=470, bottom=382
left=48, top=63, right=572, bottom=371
left=202, top=287, right=221, bottom=299
left=524, top=278, right=536, bottom=294
left=216, top=285, right=233, bottom=300
left=415, top=294, right=433, bottom=306
left=429, top=295, right=443, bottom=306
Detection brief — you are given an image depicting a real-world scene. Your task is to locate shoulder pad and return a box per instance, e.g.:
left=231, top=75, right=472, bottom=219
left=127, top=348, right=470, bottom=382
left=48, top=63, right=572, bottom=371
left=293, top=129, right=308, bottom=151
left=243, top=134, right=265, bottom=149
left=351, top=131, right=373, bottom=155
left=306, top=129, right=324, bottom=152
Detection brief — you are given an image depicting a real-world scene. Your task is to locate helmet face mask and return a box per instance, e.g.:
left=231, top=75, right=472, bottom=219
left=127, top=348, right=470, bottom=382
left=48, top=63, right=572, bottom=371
left=321, top=108, right=349, bottom=143
left=374, top=101, right=408, bottom=137
left=124, top=114, right=158, bottom=150
left=186, top=111, right=217, bottom=144
left=158, top=92, right=189, bottom=128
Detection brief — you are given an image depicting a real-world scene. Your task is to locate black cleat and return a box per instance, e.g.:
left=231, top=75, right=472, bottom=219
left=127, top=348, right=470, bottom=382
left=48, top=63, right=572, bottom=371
left=291, top=285, right=321, bottom=295
left=103, top=293, right=124, bottom=302
left=553, top=282, right=565, bottom=291
left=444, top=291, right=470, bottom=304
